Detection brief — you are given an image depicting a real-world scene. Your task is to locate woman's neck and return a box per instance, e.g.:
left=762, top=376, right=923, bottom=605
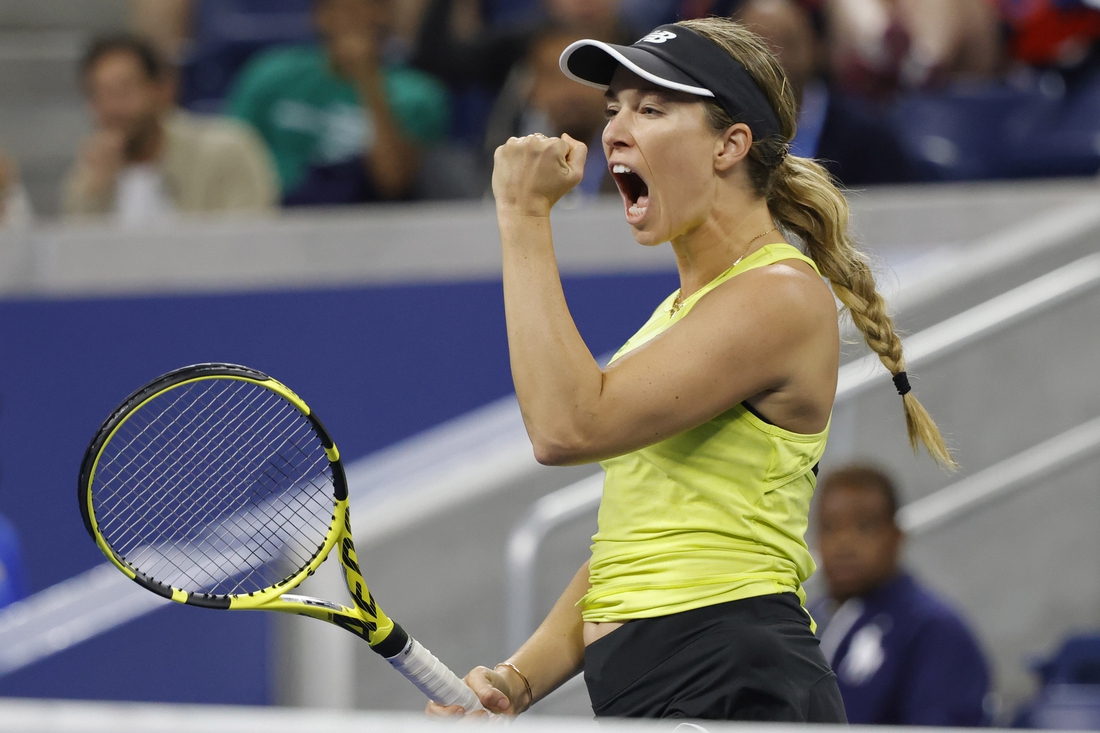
left=670, top=192, right=777, bottom=299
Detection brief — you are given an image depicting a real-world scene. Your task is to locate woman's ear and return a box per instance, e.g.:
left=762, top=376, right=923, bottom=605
left=714, top=123, right=753, bottom=172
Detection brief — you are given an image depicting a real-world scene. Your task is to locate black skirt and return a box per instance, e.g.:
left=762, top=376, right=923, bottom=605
left=583, top=592, right=847, bottom=722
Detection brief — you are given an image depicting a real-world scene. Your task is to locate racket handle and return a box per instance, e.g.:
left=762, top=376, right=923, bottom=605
left=385, top=635, right=486, bottom=714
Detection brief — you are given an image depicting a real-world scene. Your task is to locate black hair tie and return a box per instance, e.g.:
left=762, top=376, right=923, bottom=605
left=892, top=371, right=911, bottom=397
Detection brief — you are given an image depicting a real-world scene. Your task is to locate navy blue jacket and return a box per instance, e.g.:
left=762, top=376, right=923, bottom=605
left=810, top=573, right=990, bottom=726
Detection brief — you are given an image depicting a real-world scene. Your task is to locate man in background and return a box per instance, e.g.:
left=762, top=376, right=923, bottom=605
left=227, top=0, right=449, bottom=206
left=812, top=465, right=991, bottom=726
left=735, top=0, right=915, bottom=185
left=64, top=36, right=277, bottom=223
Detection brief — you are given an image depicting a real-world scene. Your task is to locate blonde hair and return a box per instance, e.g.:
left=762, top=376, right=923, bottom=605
left=677, top=17, right=957, bottom=469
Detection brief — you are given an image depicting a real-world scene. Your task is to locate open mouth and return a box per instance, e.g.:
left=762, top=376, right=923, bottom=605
left=610, top=163, right=650, bottom=223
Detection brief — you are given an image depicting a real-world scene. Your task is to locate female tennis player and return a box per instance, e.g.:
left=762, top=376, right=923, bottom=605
left=428, top=16, right=954, bottom=721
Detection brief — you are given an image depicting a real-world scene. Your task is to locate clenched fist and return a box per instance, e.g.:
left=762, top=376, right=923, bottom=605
left=492, top=133, right=587, bottom=217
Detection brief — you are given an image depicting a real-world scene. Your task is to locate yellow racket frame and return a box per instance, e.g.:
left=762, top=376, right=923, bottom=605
left=80, top=366, right=399, bottom=651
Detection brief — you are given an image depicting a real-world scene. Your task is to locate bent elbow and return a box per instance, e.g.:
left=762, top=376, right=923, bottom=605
left=532, top=440, right=573, bottom=466
left=530, top=433, right=592, bottom=466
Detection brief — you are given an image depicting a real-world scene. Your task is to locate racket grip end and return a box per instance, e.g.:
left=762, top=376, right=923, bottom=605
left=384, top=635, right=486, bottom=714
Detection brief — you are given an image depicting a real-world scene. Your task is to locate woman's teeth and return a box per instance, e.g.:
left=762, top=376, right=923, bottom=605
left=611, top=163, right=649, bottom=221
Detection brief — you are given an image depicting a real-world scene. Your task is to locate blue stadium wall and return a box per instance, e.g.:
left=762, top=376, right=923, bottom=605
left=0, top=270, right=678, bottom=704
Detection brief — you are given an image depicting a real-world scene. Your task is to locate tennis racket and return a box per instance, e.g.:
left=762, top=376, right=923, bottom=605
left=78, top=363, right=484, bottom=713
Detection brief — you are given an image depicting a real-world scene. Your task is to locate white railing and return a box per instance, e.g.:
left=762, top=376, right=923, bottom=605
left=504, top=251, right=1100, bottom=654
left=0, top=695, right=1011, bottom=732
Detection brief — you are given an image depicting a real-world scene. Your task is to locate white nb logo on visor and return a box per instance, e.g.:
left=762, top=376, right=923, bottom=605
left=641, top=30, right=677, bottom=44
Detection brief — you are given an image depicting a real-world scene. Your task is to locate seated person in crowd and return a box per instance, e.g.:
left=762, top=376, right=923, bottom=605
left=0, top=146, right=33, bottom=228
left=484, top=25, right=617, bottom=198
left=129, top=0, right=193, bottom=62
left=0, top=511, right=28, bottom=609
left=736, top=0, right=915, bottom=185
left=414, top=0, right=631, bottom=95
left=816, top=0, right=1001, bottom=97
left=998, top=0, right=1100, bottom=69
left=227, top=0, right=449, bottom=206
left=811, top=465, right=991, bottom=726
left=64, top=36, right=278, bottom=222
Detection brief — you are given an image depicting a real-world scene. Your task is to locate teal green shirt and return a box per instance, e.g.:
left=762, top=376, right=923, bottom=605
left=227, top=46, right=449, bottom=194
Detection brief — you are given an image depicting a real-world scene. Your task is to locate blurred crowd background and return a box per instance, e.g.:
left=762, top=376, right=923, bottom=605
left=2, top=0, right=1100, bottom=226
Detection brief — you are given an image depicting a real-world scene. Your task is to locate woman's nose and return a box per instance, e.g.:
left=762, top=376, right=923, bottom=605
left=602, top=111, right=632, bottom=150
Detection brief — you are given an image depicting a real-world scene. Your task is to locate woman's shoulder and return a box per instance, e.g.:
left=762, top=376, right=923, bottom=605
left=718, top=246, right=833, bottom=315
left=683, top=248, right=838, bottom=364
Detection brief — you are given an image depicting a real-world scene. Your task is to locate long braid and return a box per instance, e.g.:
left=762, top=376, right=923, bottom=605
left=769, top=156, right=957, bottom=469
left=679, top=17, right=957, bottom=469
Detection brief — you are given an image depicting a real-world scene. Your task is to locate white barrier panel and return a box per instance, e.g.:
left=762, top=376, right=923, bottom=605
left=0, top=696, right=1005, bottom=733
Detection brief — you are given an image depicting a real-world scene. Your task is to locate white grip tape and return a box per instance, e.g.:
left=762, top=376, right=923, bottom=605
left=386, top=637, right=485, bottom=713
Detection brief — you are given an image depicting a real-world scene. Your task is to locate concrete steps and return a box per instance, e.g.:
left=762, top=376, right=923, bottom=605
left=0, top=0, right=127, bottom=32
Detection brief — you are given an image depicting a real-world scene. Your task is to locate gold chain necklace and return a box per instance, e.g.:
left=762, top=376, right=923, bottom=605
left=668, top=225, right=779, bottom=318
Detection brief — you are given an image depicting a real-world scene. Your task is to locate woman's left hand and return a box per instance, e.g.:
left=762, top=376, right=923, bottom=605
left=424, top=665, right=518, bottom=719
left=492, top=133, right=587, bottom=217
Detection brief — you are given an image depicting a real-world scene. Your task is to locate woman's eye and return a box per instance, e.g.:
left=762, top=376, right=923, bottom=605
left=641, top=106, right=661, bottom=116
left=604, top=107, right=619, bottom=119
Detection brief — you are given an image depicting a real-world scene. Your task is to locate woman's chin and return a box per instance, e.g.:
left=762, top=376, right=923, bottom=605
left=625, top=206, right=666, bottom=246
left=629, top=225, right=667, bottom=247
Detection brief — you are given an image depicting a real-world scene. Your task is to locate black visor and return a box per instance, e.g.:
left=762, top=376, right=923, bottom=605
left=559, top=25, right=781, bottom=142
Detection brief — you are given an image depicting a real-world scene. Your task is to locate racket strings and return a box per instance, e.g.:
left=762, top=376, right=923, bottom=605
left=122, top=395, right=312, bottom=555
left=107, top=386, right=332, bottom=593
left=160, top=383, right=334, bottom=581
left=96, top=382, right=279, bottom=543
left=102, top=382, right=300, bottom=541
left=91, top=378, right=336, bottom=596
left=97, top=380, right=296, bottom=584
left=100, top=385, right=300, bottom=578
left=163, top=435, right=332, bottom=593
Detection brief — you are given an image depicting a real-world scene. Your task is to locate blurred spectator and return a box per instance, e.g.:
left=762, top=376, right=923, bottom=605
left=136, top=0, right=436, bottom=71
left=0, top=147, right=34, bottom=229
left=485, top=25, right=617, bottom=197
left=63, top=36, right=278, bottom=223
left=0, top=512, right=28, bottom=609
left=414, top=0, right=631, bottom=95
left=735, top=0, right=915, bottom=185
left=999, top=0, right=1100, bottom=69
left=129, top=0, right=193, bottom=62
left=811, top=465, right=991, bottom=726
left=619, top=0, right=681, bottom=31
left=821, top=0, right=1002, bottom=99
left=227, top=0, right=449, bottom=205
left=175, top=1, right=316, bottom=112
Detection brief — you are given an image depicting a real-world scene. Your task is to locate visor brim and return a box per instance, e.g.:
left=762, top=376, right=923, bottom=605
left=559, top=39, right=715, bottom=99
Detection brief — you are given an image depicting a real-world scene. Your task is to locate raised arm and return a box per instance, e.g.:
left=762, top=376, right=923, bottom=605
left=493, top=134, right=837, bottom=466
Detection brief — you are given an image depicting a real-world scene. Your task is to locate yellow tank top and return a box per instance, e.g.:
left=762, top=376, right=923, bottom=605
left=581, top=243, right=829, bottom=623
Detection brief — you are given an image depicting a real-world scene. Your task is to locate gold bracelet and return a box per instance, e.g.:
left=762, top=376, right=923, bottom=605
left=495, top=661, right=534, bottom=707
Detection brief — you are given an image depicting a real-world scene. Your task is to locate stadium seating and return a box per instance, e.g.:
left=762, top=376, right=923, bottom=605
left=1014, top=633, right=1100, bottom=728
left=894, top=68, right=1100, bottom=181
left=1035, top=633, right=1100, bottom=686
